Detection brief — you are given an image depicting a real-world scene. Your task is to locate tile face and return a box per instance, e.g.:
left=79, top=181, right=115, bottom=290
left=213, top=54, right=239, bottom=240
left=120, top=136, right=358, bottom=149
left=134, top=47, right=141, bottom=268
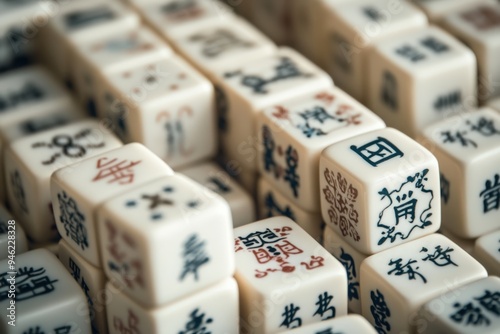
left=235, top=217, right=348, bottom=333
left=319, top=0, right=427, bottom=103
left=4, top=119, right=122, bottom=243
left=0, top=249, right=91, bottom=333
left=286, top=314, right=377, bottom=334
left=171, top=16, right=276, bottom=77
left=419, top=108, right=500, bottom=238
left=42, top=0, right=139, bottom=82
left=361, top=234, right=487, bottom=334
left=258, top=177, right=323, bottom=242
left=58, top=240, right=107, bottom=334
left=51, top=143, right=174, bottom=267
left=139, top=0, right=234, bottom=41
left=413, top=0, right=496, bottom=21
left=73, top=26, right=173, bottom=118
left=367, top=26, right=477, bottom=138
left=180, top=161, right=256, bottom=228
left=442, top=2, right=500, bottom=103
left=97, top=174, right=234, bottom=307
left=0, top=205, right=28, bottom=260
left=257, top=87, right=385, bottom=212
left=320, top=127, right=441, bottom=255
left=323, top=226, right=365, bottom=314
left=102, top=54, right=217, bottom=169
left=474, top=229, right=500, bottom=277
left=215, top=47, right=333, bottom=171
left=418, top=276, right=500, bottom=334
left=106, top=277, right=239, bottom=334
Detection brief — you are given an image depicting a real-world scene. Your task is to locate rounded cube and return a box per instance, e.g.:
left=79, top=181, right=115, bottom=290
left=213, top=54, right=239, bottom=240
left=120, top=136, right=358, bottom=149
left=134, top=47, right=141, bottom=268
left=101, top=54, right=217, bottom=169
left=442, top=2, right=500, bottom=103
left=419, top=108, right=500, bottom=238
left=106, top=277, right=239, bottom=334
left=361, top=233, right=487, bottom=334
left=257, top=86, right=385, bottom=212
left=320, top=127, right=441, bottom=255
left=0, top=249, right=91, bottom=333
left=418, top=276, right=500, bottom=334
left=51, top=143, right=174, bottom=267
left=367, top=26, right=477, bottom=138
left=4, top=119, right=122, bottom=242
left=235, top=217, right=348, bottom=333
left=97, top=174, right=234, bottom=307
left=473, top=229, right=500, bottom=277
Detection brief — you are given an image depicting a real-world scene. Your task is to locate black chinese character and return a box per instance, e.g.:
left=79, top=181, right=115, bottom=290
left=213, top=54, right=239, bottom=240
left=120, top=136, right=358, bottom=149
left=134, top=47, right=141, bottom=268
left=381, top=71, right=398, bottom=111
left=262, top=125, right=277, bottom=173
left=20, top=115, right=69, bottom=135
left=350, top=137, right=404, bottom=167
left=480, top=174, right=500, bottom=214
left=434, top=91, right=462, bottom=111
left=370, top=289, right=391, bottom=334
left=280, top=303, right=302, bottom=329
left=441, top=173, right=450, bottom=204
left=338, top=248, right=359, bottom=301
left=189, top=29, right=254, bottom=58
left=0, top=267, right=58, bottom=302
left=475, top=290, right=500, bottom=316
left=179, top=308, right=213, bottom=334
left=421, top=36, right=449, bottom=53
left=58, top=191, right=88, bottom=250
left=421, top=245, right=458, bottom=267
left=450, top=302, right=490, bottom=326
left=441, top=130, right=477, bottom=148
left=387, top=258, right=427, bottom=283
left=363, top=6, right=384, bottom=21
left=54, top=326, right=72, bottom=334
left=31, top=128, right=105, bottom=165
left=207, top=177, right=231, bottom=194
left=22, top=327, right=45, bottom=334
left=69, top=258, right=80, bottom=281
left=313, top=292, right=336, bottom=320
left=239, top=228, right=284, bottom=249
left=284, top=146, right=300, bottom=198
left=264, top=192, right=296, bottom=221
left=64, top=7, right=115, bottom=30
left=215, top=86, right=228, bottom=132
left=179, top=234, right=210, bottom=281
left=225, top=57, right=312, bottom=95
left=396, top=45, right=425, bottom=62
left=468, top=117, right=500, bottom=136
left=10, top=170, right=29, bottom=214
left=0, top=82, right=44, bottom=112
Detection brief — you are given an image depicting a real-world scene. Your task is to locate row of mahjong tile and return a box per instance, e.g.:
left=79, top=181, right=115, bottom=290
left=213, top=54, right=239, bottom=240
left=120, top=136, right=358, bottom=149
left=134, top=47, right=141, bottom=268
left=235, top=0, right=500, bottom=106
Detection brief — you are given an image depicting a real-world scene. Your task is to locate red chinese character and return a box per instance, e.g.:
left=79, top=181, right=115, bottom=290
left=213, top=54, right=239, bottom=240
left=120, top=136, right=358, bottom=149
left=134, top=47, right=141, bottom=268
left=301, top=256, right=325, bottom=270
left=92, top=157, right=142, bottom=185
left=113, top=310, right=140, bottom=334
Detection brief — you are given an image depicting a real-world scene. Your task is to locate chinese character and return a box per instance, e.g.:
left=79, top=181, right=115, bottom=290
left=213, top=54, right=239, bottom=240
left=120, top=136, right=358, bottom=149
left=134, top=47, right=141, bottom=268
left=225, top=57, right=312, bottom=95
left=264, top=192, right=296, bottom=221
left=179, top=234, right=210, bottom=282
left=377, top=169, right=434, bottom=246
left=434, top=91, right=462, bottom=111
left=441, top=173, right=450, bottom=204
left=480, top=174, right=500, bottom=213
left=92, top=157, right=142, bottom=185
left=396, top=45, right=425, bottom=62
left=161, top=0, right=204, bottom=22
left=370, top=289, right=391, bottom=334
left=64, top=7, right=115, bottom=30
left=387, top=258, right=427, bottom=283
left=350, top=137, right=404, bottom=167
left=0, top=267, right=58, bottom=302
left=363, top=6, right=384, bottom=21
left=441, top=130, right=477, bottom=148
left=284, top=146, right=300, bottom=198
left=189, top=29, right=254, bottom=58
left=262, top=125, right=278, bottom=174
left=280, top=303, right=302, bottom=329
left=68, top=258, right=80, bottom=281
left=215, top=86, right=228, bottom=132
left=20, top=115, right=69, bottom=135
left=113, top=309, right=140, bottom=334
left=450, top=302, right=490, bottom=326
left=239, top=228, right=284, bottom=249
left=462, top=6, right=500, bottom=30
left=313, top=292, right=336, bottom=320
left=421, top=36, right=449, bottom=53
left=10, top=170, right=29, bottom=214
left=57, top=191, right=88, bottom=250
left=179, top=308, right=213, bottom=334
left=338, top=248, right=359, bottom=301
left=53, top=326, right=72, bottom=334
left=421, top=245, right=458, bottom=267
left=468, top=117, right=500, bottom=136
left=156, top=107, right=194, bottom=160
left=23, top=327, right=45, bottom=334
left=31, top=128, right=104, bottom=165
left=315, top=328, right=341, bottom=334
left=475, top=290, right=500, bottom=316
left=207, top=177, right=231, bottom=194
left=381, top=71, right=398, bottom=111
